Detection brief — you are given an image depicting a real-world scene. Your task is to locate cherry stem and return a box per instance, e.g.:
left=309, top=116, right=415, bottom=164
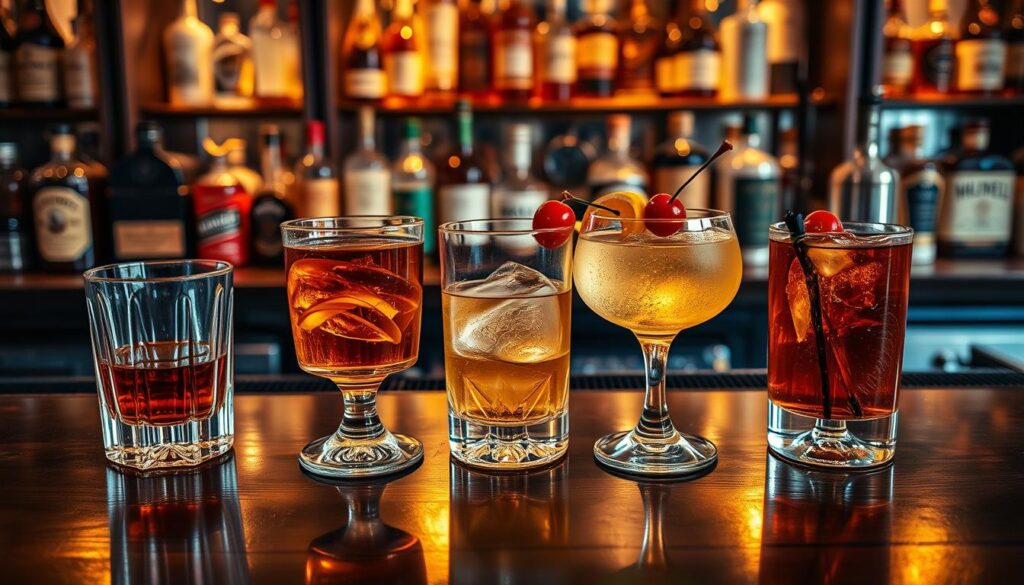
left=561, top=190, right=620, bottom=216
left=670, top=141, right=734, bottom=204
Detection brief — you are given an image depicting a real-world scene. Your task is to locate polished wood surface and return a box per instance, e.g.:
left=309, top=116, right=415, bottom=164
left=2, top=388, right=1023, bottom=584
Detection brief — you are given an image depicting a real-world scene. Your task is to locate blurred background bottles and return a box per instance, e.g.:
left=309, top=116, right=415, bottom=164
left=651, top=111, right=709, bottom=208
left=165, top=0, right=214, bottom=106
left=617, top=0, right=658, bottom=95
left=0, top=143, right=29, bottom=272
left=491, top=123, right=549, bottom=219
left=342, top=0, right=386, bottom=102
left=296, top=120, right=340, bottom=218
left=721, top=0, right=768, bottom=100
left=829, top=92, right=900, bottom=224
left=212, top=12, right=254, bottom=107
left=250, top=124, right=293, bottom=265
left=587, top=114, right=647, bottom=199
left=15, top=0, right=64, bottom=108
left=576, top=0, right=618, bottom=98
left=343, top=107, right=392, bottom=215
left=438, top=100, right=490, bottom=224
left=392, top=117, right=436, bottom=254
left=717, top=114, right=780, bottom=267
left=887, top=125, right=943, bottom=265
left=425, top=0, right=459, bottom=96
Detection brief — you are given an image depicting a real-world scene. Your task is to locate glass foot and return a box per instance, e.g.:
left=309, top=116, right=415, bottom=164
left=299, top=430, right=423, bottom=479
left=768, top=423, right=894, bottom=470
left=593, top=429, right=717, bottom=477
left=449, top=411, right=569, bottom=471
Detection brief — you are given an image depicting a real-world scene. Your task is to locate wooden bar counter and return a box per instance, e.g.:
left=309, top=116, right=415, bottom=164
left=2, top=386, right=1023, bottom=584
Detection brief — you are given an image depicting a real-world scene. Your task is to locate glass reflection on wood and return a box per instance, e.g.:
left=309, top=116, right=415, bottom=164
left=106, top=456, right=251, bottom=585
left=603, top=483, right=677, bottom=585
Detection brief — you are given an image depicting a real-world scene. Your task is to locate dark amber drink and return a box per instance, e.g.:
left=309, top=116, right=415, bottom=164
left=767, top=227, right=912, bottom=420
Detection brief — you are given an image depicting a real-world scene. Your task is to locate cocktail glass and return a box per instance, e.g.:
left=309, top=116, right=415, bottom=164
left=282, top=217, right=424, bottom=478
left=574, top=210, right=743, bottom=476
left=767, top=221, right=912, bottom=469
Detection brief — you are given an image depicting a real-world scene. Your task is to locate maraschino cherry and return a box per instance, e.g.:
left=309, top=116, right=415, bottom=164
left=643, top=140, right=734, bottom=237
left=803, top=210, right=844, bottom=233
left=532, top=199, right=575, bottom=248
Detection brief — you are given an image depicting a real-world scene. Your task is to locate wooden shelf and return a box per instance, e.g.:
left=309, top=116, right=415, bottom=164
left=139, top=102, right=304, bottom=119
left=881, top=94, right=1024, bottom=110
left=0, top=107, right=98, bottom=122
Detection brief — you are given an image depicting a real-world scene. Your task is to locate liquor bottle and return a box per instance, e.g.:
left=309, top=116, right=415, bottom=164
left=881, top=0, right=912, bottom=97
left=64, top=1, right=98, bottom=109
left=226, top=140, right=262, bottom=197
left=677, top=0, right=722, bottom=98
left=720, top=0, right=769, bottom=101
left=31, top=126, right=104, bottom=272
left=342, top=0, right=386, bottom=101
left=587, top=115, right=648, bottom=201
left=829, top=93, right=900, bottom=224
left=250, top=124, right=294, bottom=265
left=212, top=12, right=254, bottom=107
left=716, top=114, right=780, bottom=266
left=193, top=138, right=251, bottom=267
left=654, top=1, right=682, bottom=97
left=1007, top=0, right=1024, bottom=94
left=938, top=119, right=1014, bottom=257
left=537, top=0, right=576, bottom=102
left=392, top=117, right=436, bottom=254
left=910, top=0, right=954, bottom=95
left=14, top=0, right=65, bottom=107
left=458, top=0, right=495, bottom=101
left=343, top=107, right=392, bottom=215
left=617, top=0, right=659, bottom=94
left=0, top=143, right=30, bottom=272
left=542, top=126, right=595, bottom=192
left=437, top=100, right=490, bottom=224
left=887, top=125, right=943, bottom=265
left=0, top=8, right=13, bottom=107
left=164, top=0, right=214, bottom=106
left=283, top=1, right=303, bottom=102
left=250, top=0, right=296, bottom=104
left=108, top=121, right=193, bottom=261
left=295, top=120, right=340, bottom=217
left=575, top=0, right=619, bottom=98
left=651, top=111, right=710, bottom=209
left=757, top=0, right=803, bottom=95
left=491, top=123, right=549, bottom=219
left=426, top=0, right=459, bottom=95
left=493, top=0, right=535, bottom=102
left=383, top=0, right=425, bottom=101
left=956, top=0, right=1007, bottom=94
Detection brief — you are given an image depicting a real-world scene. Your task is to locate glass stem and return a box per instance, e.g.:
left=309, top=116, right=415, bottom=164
left=336, top=378, right=386, bottom=441
left=813, top=418, right=848, bottom=439
left=634, top=335, right=678, bottom=441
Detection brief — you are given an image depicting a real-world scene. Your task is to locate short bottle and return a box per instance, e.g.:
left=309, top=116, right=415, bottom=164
left=391, top=117, right=436, bottom=254
left=956, top=0, right=1007, bottom=94
left=586, top=114, right=648, bottom=202
left=881, top=0, right=913, bottom=97
left=164, top=0, right=214, bottom=106
left=437, top=100, right=491, bottom=224
left=575, top=0, right=619, bottom=98
left=295, top=120, right=340, bottom=217
left=212, top=12, right=254, bottom=107
left=910, top=0, right=955, bottom=95
left=617, top=0, right=659, bottom=95
left=342, top=0, right=386, bottom=101
left=720, top=0, right=769, bottom=100
left=651, top=111, right=710, bottom=209
left=64, top=1, right=98, bottom=109
left=193, top=138, right=252, bottom=267
left=677, top=0, right=722, bottom=98
left=343, top=107, right=392, bottom=215
left=829, top=93, right=900, bottom=225
left=250, top=124, right=294, bottom=265
left=14, top=0, right=64, bottom=107
left=0, top=142, right=30, bottom=272
left=888, top=125, right=944, bottom=265
left=537, top=0, right=576, bottom=103
left=491, top=123, right=549, bottom=219
left=384, top=0, right=425, bottom=101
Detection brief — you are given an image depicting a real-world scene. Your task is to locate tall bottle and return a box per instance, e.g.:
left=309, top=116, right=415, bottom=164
left=295, top=120, right=340, bottom=217
left=250, top=0, right=297, bottom=104
left=888, top=125, right=943, bottom=265
left=458, top=0, right=495, bottom=101
left=392, top=118, right=436, bottom=254
left=575, top=0, right=619, bottom=97
left=344, top=107, right=392, bottom=215
left=491, top=123, right=549, bottom=219
left=677, top=0, right=722, bottom=98
left=64, top=0, right=98, bottom=109
left=829, top=94, right=900, bottom=224
left=384, top=0, right=425, bottom=101
left=437, top=100, right=490, bottom=224
left=956, top=0, right=1006, bottom=94
left=14, top=0, right=65, bottom=107
left=757, top=0, right=803, bottom=95
left=537, top=0, right=576, bottom=102
left=0, top=143, right=30, bottom=272
left=720, top=0, right=769, bottom=101
left=494, top=0, right=535, bottom=102
left=716, top=114, right=781, bottom=267
left=1007, top=0, right=1024, bottom=94
left=881, top=0, right=912, bottom=97
left=938, top=119, right=1014, bottom=257
left=343, top=0, right=385, bottom=101
left=651, top=111, right=710, bottom=209
left=0, top=7, right=13, bottom=107
left=426, top=0, right=459, bottom=95
left=250, top=125, right=294, bottom=265
left=212, top=12, right=254, bottom=107
left=586, top=114, right=648, bottom=200
left=108, top=122, right=193, bottom=261
left=193, top=138, right=251, bottom=267
left=617, top=0, right=659, bottom=94
left=31, top=126, right=104, bottom=272
left=910, top=0, right=954, bottom=95
left=654, top=1, right=682, bottom=97
left=164, top=0, right=214, bottom=106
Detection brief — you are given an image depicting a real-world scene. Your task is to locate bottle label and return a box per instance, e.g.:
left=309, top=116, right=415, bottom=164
left=0, top=51, right=13, bottom=103
left=344, top=168, right=392, bottom=215
left=902, top=170, right=942, bottom=236
left=393, top=184, right=436, bottom=253
left=955, top=39, right=1007, bottom=91
left=64, top=48, right=96, bottom=108
left=427, top=3, right=458, bottom=89
left=920, top=38, right=954, bottom=89
left=732, top=178, right=777, bottom=250
left=939, top=171, right=1014, bottom=244
left=544, top=35, right=577, bottom=84
left=655, top=54, right=679, bottom=94
left=33, top=187, right=93, bottom=262
left=439, top=183, right=490, bottom=224
left=252, top=30, right=290, bottom=97
left=15, top=43, right=60, bottom=102
left=491, top=187, right=549, bottom=219
left=654, top=166, right=709, bottom=209
left=168, top=34, right=209, bottom=104
left=495, top=29, right=533, bottom=90
left=344, top=68, right=386, bottom=99
left=0, top=232, right=27, bottom=271
left=113, top=220, right=187, bottom=259
left=882, top=48, right=913, bottom=87
left=577, top=32, right=618, bottom=79
left=303, top=178, right=340, bottom=217
left=386, top=51, right=424, bottom=96
left=251, top=196, right=290, bottom=260
left=677, top=49, right=721, bottom=92
left=459, top=29, right=490, bottom=91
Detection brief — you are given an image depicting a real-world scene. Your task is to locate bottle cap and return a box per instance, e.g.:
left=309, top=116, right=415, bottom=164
left=306, top=120, right=325, bottom=145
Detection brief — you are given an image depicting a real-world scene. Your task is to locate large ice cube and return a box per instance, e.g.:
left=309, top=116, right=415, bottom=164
left=451, top=262, right=562, bottom=363
left=822, top=261, right=884, bottom=337
left=807, top=247, right=856, bottom=278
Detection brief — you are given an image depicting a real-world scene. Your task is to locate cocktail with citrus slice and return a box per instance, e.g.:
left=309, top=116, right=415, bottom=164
left=282, top=217, right=424, bottom=478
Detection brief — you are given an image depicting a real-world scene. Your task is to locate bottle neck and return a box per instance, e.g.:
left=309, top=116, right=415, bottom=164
left=963, top=128, right=990, bottom=152
left=509, top=136, right=531, bottom=176
left=394, top=0, right=414, bottom=19
left=51, top=135, right=76, bottom=161
left=358, top=110, right=376, bottom=151
left=308, top=140, right=324, bottom=159
left=858, top=104, right=881, bottom=158
left=183, top=0, right=199, bottom=19
left=355, top=0, right=375, bottom=18
left=458, top=113, right=474, bottom=155
left=548, top=0, right=567, bottom=21
left=261, top=142, right=282, bottom=187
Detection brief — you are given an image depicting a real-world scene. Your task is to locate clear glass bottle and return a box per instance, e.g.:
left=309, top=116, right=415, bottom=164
left=64, top=0, right=98, bottom=109
left=829, top=94, right=900, bottom=225
left=889, top=125, right=943, bottom=265
left=956, top=0, right=1007, bottom=94
left=384, top=0, right=425, bottom=100
left=342, top=0, right=386, bottom=101
left=295, top=120, right=340, bottom=217
left=881, top=0, right=912, bottom=97
left=716, top=114, right=781, bottom=266
left=14, top=0, right=65, bottom=107
left=0, top=142, right=29, bottom=272
left=1007, top=0, right=1024, bottom=94
left=426, top=0, right=459, bottom=95
left=617, top=0, right=659, bottom=95
left=344, top=107, right=392, bottom=215
left=910, top=0, right=955, bottom=95
left=575, top=0, right=619, bottom=97
left=537, top=0, right=576, bottom=102
left=164, top=0, right=214, bottom=106
left=251, top=124, right=294, bottom=265
left=437, top=100, right=490, bottom=224
left=586, top=114, right=648, bottom=200
left=650, top=111, right=710, bottom=208
left=212, top=12, right=254, bottom=107
left=720, top=0, right=768, bottom=100
left=250, top=0, right=293, bottom=103
left=757, top=0, right=804, bottom=95
left=491, top=123, right=550, bottom=219
left=392, top=117, right=436, bottom=254
left=677, top=0, right=721, bottom=98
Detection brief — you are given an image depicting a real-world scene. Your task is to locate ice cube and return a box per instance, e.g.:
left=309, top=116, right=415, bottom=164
left=807, top=247, right=856, bottom=278
left=786, top=258, right=812, bottom=342
left=463, top=261, right=557, bottom=297
left=821, top=261, right=884, bottom=337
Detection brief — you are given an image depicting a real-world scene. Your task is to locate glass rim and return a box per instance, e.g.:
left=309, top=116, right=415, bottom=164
left=580, top=208, right=733, bottom=229
left=769, top=220, right=914, bottom=242
left=438, top=218, right=574, bottom=236
left=281, top=216, right=424, bottom=233
left=83, top=259, right=234, bottom=284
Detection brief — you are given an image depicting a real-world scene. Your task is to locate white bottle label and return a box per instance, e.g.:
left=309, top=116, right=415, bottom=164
left=252, top=29, right=290, bottom=97
left=64, top=47, right=96, bottom=108
left=956, top=39, right=1007, bottom=91
left=544, top=35, right=577, bottom=84
left=303, top=178, right=340, bottom=217
left=34, top=187, right=92, bottom=262
left=439, top=183, right=490, bottom=224
left=15, top=43, right=60, bottom=102
left=939, top=171, right=1014, bottom=244
left=168, top=34, right=212, bottom=105
left=427, top=3, right=458, bottom=90
left=387, top=51, right=424, bottom=96
left=113, top=221, right=186, bottom=259
left=654, top=167, right=710, bottom=209
left=882, top=49, right=913, bottom=87
left=496, top=30, right=533, bottom=89
left=344, top=168, right=393, bottom=215
left=677, top=49, right=721, bottom=92
left=0, top=51, right=12, bottom=103
left=344, top=68, right=386, bottom=99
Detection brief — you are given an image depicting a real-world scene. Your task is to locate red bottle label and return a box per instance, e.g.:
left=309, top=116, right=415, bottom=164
left=193, top=184, right=251, bottom=266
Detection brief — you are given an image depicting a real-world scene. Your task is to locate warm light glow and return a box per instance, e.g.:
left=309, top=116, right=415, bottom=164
left=73, top=168, right=86, bottom=178
left=673, top=138, right=692, bottom=156
left=400, top=25, right=413, bottom=40
left=537, top=22, right=550, bottom=35
left=403, top=157, right=424, bottom=174
left=929, top=20, right=943, bottom=35
left=447, top=155, right=461, bottom=169
left=706, top=0, right=720, bottom=12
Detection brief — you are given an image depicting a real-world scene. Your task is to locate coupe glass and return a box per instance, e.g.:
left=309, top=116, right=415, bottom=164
left=574, top=210, right=743, bottom=476
left=282, top=217, right=424, bottom=478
